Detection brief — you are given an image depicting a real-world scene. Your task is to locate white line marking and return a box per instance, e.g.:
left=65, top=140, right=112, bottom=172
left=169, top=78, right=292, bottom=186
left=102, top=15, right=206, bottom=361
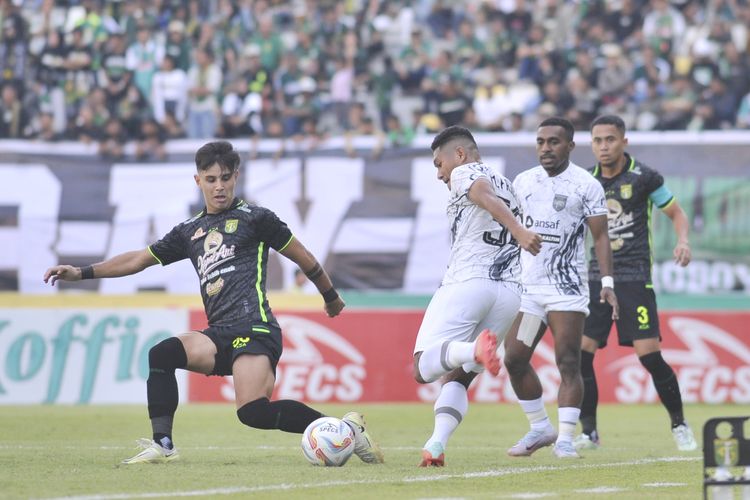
left=643, top=482, right=687, bottom=487
left=507, top=494, right=557, bottom=499
left=574, top=487, right=628, bottom=493
left=38, top=456, right=699, bottom=500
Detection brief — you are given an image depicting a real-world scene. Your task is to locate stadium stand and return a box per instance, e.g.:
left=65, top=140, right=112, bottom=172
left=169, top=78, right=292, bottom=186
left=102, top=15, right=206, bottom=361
left=1, top=0, right=749, bottom=151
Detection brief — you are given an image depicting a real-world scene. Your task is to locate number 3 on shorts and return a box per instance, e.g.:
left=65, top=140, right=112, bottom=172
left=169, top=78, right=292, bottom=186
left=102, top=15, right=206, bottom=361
left=637, top=305, right=650, bottom=330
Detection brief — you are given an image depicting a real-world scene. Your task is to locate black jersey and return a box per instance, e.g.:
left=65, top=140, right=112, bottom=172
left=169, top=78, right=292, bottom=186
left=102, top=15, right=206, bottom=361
left=149, top=198, right=293, bottom=328
left=588, top=154, right=674, bottom=282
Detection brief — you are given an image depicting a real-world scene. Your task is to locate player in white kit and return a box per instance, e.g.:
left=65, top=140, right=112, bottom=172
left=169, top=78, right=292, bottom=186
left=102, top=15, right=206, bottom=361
left=504, top=117, right=619, bottom=458
left=412, top=126, right=542, bottom=466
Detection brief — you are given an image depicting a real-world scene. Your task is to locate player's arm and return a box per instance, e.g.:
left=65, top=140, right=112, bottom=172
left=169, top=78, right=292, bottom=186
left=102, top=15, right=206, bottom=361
left=661, top=200, right=691, bottom=267
left=468, top=178, right=542, bottom=255
left=587, top=214, right=619, bottom=320
left=43, top=249, right=158, bottom=286
left=279, top=237, right=345, bottom=318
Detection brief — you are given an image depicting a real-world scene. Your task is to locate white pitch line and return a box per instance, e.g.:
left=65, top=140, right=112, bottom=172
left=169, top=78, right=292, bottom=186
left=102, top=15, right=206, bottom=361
left=643, top=482, right=687, bottom=487
left=38, top=456, right=699, bottom=500
left=574, top=487, right=628, bottom=493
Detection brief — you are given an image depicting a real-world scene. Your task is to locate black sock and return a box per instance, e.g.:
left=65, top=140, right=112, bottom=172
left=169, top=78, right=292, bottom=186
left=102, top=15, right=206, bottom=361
left=154, top=434, right=174, bottom=450
left=639, top=351, right=684, bottom=428
left=580, top=350, right=598, bottom=435
left=147, top=338, right=187, bottom=441
left=237, top=397, right=323, bottom=433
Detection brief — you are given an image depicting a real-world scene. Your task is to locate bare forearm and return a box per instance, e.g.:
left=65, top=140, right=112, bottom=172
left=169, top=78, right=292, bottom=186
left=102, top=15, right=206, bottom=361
left=90, top=250, right=156, bottom=278
left=594, top=235, right=614, bottom=277
left=671, top=209, right=690, bottom=244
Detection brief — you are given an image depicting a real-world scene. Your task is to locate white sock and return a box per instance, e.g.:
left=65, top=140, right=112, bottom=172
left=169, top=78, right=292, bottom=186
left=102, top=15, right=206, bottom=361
left=557, top=407, right=580, bottom=444
left=417, top=341, right=474, bottom=382
left=426, top=381, right=468, bottom=449
left=519, top=398, right=551, bottom=431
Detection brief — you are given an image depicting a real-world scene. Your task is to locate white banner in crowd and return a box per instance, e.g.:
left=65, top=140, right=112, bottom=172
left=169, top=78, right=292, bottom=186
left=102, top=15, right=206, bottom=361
left=1, top=134, right=748, bottom=294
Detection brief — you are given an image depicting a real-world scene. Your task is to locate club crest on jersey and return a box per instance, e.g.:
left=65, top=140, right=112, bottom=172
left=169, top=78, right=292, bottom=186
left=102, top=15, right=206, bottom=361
left=191, top=227, right=206, bottom=240
left=620, top=184, right=633, bottom=199
left=553, top=194, right=568, bottom=211
left=225, top=219, right=238, bottom=233
left=204, top=230, right=223, bottom=253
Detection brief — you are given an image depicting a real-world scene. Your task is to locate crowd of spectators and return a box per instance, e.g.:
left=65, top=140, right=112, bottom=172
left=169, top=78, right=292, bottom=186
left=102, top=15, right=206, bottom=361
left=1, top=0, right=750, bottom=158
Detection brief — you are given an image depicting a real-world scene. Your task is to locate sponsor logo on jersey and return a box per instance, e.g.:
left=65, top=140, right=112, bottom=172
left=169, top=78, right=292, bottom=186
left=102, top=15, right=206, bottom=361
left=225, top=219, right=238, bottom=233
left=191, top=227, right=206, bottom=240
left=206, top=276, right=224, bottom=296
left=204, top=230, right=223, bottom=253
left=553, top=194, right=567, bottom=211
left=539, top=233, right=562, bottom=244
left=620, top=184, right=632, bottom=199
left=198, top=231, right=236, bottom=276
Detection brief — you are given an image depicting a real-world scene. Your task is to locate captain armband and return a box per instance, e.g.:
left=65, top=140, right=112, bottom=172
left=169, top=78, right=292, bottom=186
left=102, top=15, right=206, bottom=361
left=304, top=263, right=324, bottom=281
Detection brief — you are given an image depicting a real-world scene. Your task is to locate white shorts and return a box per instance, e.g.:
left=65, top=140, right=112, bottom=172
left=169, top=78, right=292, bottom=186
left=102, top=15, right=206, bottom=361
left=519, top=293, right=590, bottom=323
left=413, top=278, right=521, bottom=369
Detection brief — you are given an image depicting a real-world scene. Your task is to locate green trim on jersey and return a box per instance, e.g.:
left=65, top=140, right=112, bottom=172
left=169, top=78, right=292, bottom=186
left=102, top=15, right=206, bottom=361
left=592, top=156, right=635, bottom=178
left=647, top=198, right=654, bottom=270
left=147, top=246, right=163, bottom=265
left=252, top=326, right=271, bottom=333
left=278, top=234, right=294, bottom=252
left=255, top=242, right=268, bottom=322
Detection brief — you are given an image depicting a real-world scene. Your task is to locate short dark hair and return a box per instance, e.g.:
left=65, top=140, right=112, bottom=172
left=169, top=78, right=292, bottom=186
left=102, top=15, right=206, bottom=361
left=590, top=114, right=626, bottom=134
left=430, top=125, right=477, bottom=152
left=195, top=141, right=241, bottom=172
left=539, top=117, right=575, bottom=141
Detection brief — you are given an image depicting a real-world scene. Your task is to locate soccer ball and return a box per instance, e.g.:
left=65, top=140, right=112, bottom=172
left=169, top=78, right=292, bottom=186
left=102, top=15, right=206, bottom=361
left=301, top=417, right=355, bottom=466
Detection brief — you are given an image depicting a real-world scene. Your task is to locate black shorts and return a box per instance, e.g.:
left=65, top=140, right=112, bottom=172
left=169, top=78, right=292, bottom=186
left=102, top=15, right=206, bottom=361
left=202, top=323, right=283, bottom=376
left=584, top=281, right=661, bottom=348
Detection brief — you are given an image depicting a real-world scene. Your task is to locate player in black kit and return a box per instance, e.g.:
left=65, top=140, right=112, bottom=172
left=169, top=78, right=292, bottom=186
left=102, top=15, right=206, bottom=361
left=43, top=141, right=384, bottom=464
left=575, top=115, right=697, bottom=452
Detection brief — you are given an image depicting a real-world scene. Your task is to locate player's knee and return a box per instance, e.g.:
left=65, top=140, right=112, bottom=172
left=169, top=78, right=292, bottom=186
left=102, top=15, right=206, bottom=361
left=503, top=354, right=527, bottom=377
left=237, top=397, right=274, bottom=429
left=556, top=351, right=581, bottom=380
left=639, top=351, right=674, bottom=379
left=413, top=353, right=427, bottom=384
left=149, top=337, right=187, bottom=371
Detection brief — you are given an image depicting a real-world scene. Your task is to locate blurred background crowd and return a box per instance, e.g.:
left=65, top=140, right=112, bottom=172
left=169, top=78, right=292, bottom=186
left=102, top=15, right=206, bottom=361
left=1, top=0, right=750, bottom=158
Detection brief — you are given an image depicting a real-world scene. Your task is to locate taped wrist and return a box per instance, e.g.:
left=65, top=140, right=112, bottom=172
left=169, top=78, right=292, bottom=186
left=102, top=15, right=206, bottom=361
left=80, top=265, right=94, bottom=280
left=322, top=287, right=339, bottom=303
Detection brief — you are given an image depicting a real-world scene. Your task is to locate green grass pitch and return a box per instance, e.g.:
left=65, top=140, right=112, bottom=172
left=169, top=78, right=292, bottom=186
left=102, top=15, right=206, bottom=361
left=1, top=403, right=746, bottom=499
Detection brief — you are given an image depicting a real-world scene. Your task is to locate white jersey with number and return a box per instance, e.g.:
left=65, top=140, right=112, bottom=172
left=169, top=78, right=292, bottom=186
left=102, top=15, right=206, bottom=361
left=513, top=162, right=607, bottom=296
left=442, top=162, right=522, bottom=286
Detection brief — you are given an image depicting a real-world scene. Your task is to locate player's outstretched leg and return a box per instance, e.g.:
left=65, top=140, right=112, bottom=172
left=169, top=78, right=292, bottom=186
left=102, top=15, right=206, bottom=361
left=123, top=337, right=186, bottom=464
left=122, top=438, right=180, bottom=464
left=342, top=412, right=385, bottom=464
